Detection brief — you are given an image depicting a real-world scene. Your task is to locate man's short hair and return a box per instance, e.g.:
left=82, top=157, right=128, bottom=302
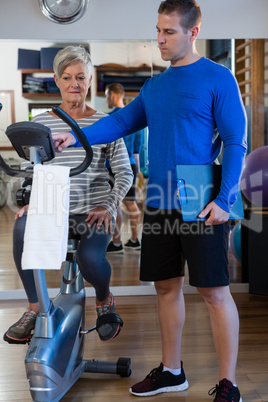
left=106, top=83, right=125, bottom=97
left=158, top=0, right=201, bottom=32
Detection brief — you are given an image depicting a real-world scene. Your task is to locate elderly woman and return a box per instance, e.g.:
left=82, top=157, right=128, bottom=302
left=4, top=46, right=133, bottom=344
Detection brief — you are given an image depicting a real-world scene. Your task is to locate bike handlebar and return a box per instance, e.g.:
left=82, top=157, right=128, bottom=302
left=0, top=106, right=93, bottom=178
left=52, top=106, right=93, bottom=177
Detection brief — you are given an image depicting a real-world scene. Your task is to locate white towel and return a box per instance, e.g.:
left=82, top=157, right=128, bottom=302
left=22, top=164, right=70, bottom=270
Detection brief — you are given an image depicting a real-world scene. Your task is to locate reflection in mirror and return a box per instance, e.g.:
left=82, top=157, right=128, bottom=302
left=0, top=39, right=267, bottom=295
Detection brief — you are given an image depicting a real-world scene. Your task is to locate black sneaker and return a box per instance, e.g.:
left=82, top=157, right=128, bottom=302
left=208, top=378, right=242, bottom=401
left=3, top=309, right=37, bottom=344
left=124, top=239, right=141, bottom=250
left=96, top=293, right=123, bottom=341
left=106, top=242, right=125, bottom=254
left=129, top=362, right=189, bottom=397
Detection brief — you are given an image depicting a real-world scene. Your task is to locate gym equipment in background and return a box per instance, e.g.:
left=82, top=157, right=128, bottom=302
left=241, top=145, right=268, bottom=208
left=240, top=145, right=268, bottom=295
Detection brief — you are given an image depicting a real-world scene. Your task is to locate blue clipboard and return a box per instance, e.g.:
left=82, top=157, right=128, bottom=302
left=175, top=164, right=244, bottom=221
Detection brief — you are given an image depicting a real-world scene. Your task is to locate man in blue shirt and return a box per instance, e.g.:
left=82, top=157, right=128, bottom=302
left=53, top=1, right=246, bottom=400
left=105, top=83, right=142, bottom=253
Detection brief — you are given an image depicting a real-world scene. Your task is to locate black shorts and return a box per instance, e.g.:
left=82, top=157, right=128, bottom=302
left=109, top=164, right=137, bottom=201
left=140, top=206, right=230, bottom=287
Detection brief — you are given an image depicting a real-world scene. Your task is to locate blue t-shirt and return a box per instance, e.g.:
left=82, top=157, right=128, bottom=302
left=73, top=57, right=247, bottom=212
left=109, top=107, right=142, bottom=165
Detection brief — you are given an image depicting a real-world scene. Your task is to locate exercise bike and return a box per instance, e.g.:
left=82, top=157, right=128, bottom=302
left=0, top=106, right=131, bottom=402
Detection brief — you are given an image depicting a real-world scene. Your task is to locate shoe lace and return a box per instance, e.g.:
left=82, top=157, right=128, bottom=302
left=18, top=310, right=35, bottom=328
left=145, top=364, right=163, bottom=380
left=96, top=293, right=115, bottom=316
left=97, top=305, right=111, bottom=315
left=208, top=383, right=235, bottom=401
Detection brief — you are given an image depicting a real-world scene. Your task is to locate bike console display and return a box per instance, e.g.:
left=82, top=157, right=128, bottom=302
left=6, top=122, right=55, bottom=163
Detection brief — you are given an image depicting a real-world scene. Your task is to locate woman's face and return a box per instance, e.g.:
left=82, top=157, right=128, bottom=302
left=54, top=61, right=92, bottom=104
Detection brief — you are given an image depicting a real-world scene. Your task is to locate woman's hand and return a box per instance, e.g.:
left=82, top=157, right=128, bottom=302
left=52, top=132, right=76, bottom=152
left=15, top=205, right=29, bottom=220
left=85, top=207, right=113, bottom=233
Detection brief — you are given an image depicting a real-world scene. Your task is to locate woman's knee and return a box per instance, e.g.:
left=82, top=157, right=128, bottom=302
left=77, top=247, right=110, bottom=280
left=77, top=248, right=100, bottom=272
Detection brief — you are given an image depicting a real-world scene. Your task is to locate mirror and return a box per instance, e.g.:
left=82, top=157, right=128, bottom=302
left=0, top=38, right=267, bottom=295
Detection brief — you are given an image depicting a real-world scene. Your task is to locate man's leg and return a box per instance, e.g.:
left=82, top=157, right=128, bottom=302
left=155, top=276, right=185, bottom=368
left=129, top=207, right=188, bottom=396
left=197, top=285, right=239, bottom=384
left=130, top=275, right=188, bottom=396
left=112, top=206, right=123, bottom=244
left=123, top=200, right=140, bottom=242
left=106, top=206, right=124, bottom=253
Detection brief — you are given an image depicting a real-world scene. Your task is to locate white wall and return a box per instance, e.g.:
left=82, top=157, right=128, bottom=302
left=0, top=0, right=268, bottom=41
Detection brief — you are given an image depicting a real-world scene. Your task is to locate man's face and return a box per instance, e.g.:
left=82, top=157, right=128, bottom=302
left=157, top=12, right=194, bottom=66
left=105, top=90, right=114, bottom=108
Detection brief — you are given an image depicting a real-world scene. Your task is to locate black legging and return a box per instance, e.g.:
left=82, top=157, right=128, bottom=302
left=13, top=214, right=114, bottom=303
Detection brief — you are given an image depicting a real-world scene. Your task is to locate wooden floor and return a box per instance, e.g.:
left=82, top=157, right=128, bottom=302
left=1, top=294, right=268, bottom=401
left=1, top=205, right=268, bottom=401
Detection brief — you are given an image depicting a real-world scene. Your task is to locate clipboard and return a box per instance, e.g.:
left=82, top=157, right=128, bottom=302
left=175, top=164, right=244, bottom=221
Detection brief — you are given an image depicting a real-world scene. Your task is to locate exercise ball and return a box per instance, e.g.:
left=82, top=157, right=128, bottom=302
left=241, top=146, right=268, bottom=207
left=230, top=221, right=242, bottom=263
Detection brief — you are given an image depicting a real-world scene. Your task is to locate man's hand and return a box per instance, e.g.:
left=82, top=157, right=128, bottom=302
left=85, top=207, right=113, bottom=233
left=52, top=132, right=76, bottom=152
left=198, top=201, right=230, bottom=225
left=137, top=171, right=144, bottom=188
